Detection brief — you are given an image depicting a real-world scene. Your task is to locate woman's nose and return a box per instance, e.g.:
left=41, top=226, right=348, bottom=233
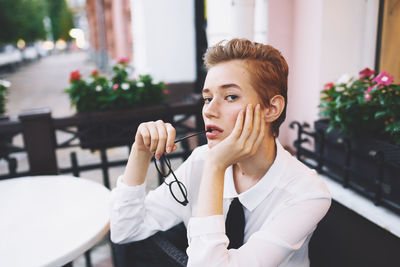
left=203, top=98, right=219, bottom=118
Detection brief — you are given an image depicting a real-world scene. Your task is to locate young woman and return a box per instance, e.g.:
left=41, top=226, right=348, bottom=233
left=110, top=38, right=331, bottom=266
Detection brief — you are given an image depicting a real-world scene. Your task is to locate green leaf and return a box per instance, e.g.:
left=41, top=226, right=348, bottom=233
left=327, top=124, right=335, bottom=133
left=374, top=111, right=386, bottom=119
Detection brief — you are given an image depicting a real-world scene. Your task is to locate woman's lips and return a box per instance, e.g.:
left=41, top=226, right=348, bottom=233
left=205, top=125, right=223, bottom=139
left=206, top=130, right=221, bottom=139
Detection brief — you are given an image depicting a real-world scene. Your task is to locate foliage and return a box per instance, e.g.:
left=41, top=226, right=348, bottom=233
left=0, top=0, right=46, bottom=44
left=319, top=68, right=400, bottom=145
left=65, top=59, right=169, bottom=113
left=46, top=0, right=74, bottom=41
left=0, top=80, right=11, bottom=115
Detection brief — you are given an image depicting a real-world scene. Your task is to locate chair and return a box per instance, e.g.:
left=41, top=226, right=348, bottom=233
left=111, top=223, right=188, bottom=267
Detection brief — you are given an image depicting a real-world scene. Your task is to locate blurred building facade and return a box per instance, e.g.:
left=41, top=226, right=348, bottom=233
left=82, top=0, right=384, bottom=149
left=86, top=0, right=133, bottom=69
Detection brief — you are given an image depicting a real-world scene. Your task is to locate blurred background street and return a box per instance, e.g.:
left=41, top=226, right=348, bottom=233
left=4, top=51, right=94, bottom=118
left=1, top=50, right=115, bottom=267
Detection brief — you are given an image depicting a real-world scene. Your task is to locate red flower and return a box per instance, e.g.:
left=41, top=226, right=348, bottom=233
left=70, top=70, right=81, bottom=82
left=112, top=83, right=119, bottom=91
left=323, top=82, right=334, bottom=91
left=365, top=94, right=371, bottom=102
left=91, top=69, right=99, bottom=76
left=117, top=57, right=129, bottom=64
left=372, top=71, right=394, bottom=86
left=359, top=68, right=375, bottom=79
left=162, top=89, right=169, bottom=95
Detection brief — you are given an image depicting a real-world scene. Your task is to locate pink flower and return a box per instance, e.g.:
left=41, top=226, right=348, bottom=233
left=359, top=68, right=375, bottom=79
left=365, top=94, right=371, bottom=102
left=324, top=82, right=334, bottom=91
left=91, top=69, right=99, bottom=76
left=117, top=57, right=129, bottom=64
left=365, top=86, right=375, bottom=94
left=69, top=70, right=81, bottom=82
left=372, top=71, right=394, bottom=86
left=112, top=83, right=119, bottom=91
left=162, top=89, right=169, bottom=95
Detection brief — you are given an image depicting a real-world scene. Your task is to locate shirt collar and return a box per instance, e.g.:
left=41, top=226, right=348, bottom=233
left=223, top=139, right=288, bottom=212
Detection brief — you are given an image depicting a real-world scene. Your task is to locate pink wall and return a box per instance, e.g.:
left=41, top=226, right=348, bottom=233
left=268, top=0, right=323, bottom=148
left=267, top=0, right=293, bottom=68
left=112, top=0, right=132, bottom=60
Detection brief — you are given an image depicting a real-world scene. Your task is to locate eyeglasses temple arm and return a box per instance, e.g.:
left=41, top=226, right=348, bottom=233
left=174, top=129, right=211, bottom=144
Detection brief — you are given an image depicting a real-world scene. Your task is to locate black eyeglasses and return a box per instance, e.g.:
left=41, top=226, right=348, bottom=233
left=154, top=130, right=209, bottom=206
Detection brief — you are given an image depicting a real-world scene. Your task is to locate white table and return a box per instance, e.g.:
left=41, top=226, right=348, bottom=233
left=0, top=175, right=111, bottom=267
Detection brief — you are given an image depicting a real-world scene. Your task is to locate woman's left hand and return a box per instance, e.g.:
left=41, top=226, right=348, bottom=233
left=207, top=103, right=266, bottom=171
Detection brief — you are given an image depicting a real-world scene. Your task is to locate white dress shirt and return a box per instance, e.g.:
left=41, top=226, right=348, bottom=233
left=110, top=140, right=331, bottom=266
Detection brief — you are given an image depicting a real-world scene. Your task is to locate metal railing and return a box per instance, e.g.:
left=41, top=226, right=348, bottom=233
left=290, top=121, right=400, bottom=215
left=0, top=99, right=205, bottom=188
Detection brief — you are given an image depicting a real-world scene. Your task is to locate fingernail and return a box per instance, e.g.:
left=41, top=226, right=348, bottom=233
left=173, top=145, right=178, bottom=151
left=155, top=154, right=160, bottom=159
left=166, top=146, right=171, bottom=153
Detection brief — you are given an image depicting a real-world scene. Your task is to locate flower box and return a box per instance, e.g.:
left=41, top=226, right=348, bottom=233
left=315, top=120, right=400, bottom=211
left=76, top=106, right=171, bottom=150
left=317, top=68, right=400, bottom=211
left=65, top=58, right=169, bottom=150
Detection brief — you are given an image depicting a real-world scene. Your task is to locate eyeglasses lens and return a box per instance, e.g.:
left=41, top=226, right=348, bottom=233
left=169, top=180, right=188, bottom=204
left=155, top=157, right=171, bottom=177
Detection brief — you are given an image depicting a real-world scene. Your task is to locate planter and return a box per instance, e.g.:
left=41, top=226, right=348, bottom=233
left=78, top=121, right=139, bottom=150
left=314, top=119, right=400, bottom=209
left=76, top=105, right=172, bottom=150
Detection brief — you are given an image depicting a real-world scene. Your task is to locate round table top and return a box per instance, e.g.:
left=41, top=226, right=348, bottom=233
left=0, top=175, right=111, bottom=267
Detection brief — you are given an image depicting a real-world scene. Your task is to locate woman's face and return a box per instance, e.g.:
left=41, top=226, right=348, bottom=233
left=202, top=60, right=262, bottom=148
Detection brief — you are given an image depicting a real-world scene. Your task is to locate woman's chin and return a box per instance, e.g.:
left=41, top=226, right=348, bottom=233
left=207, top=139, right=219, bottom=149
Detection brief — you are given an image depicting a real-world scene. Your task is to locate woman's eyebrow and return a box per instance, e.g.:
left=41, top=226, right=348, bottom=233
left=220, top=83, right=241, bottom=89
left=202, top=83, right=241, bottom=94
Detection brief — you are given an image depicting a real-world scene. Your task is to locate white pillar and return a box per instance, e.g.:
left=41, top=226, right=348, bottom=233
left=206, top=0, right=256, bottom=46
left=131, top=0, right=150, bottom=74
left=230, top=0, right=256, bottom=40
left=130, top=0, right=196, bottom=83
left=254, top=0, right=268, bottom=44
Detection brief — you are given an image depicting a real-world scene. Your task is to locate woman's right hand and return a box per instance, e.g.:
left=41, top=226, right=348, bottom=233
left=134, top=120, right=178, bottom=159
left=206, top=104, right=266, bottom=170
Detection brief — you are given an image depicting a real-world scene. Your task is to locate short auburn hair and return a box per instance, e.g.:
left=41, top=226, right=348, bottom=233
left=203, top=38, right=288, bottom=137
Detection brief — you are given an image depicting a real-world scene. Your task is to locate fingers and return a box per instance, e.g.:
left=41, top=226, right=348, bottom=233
left=147, top=122, right=159, bottom=153
left=238, top=104, right=264, bottom=157
left=136, top=123, right=151, bottom=148
left=136, top=120, right=176, bottom=159
left=246, top=104, right=261, bottom=146
left=231, top=108, right=245, bottom=139
left=165, top=123, right=176, bottom=153
left=155, top=120, right=167, bottom=159
left=239, top=104, right=255, bottom=141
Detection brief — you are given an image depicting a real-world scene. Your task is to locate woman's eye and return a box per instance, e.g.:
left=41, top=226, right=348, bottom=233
left=226, top=95, right=238, bottom=101
left=203, top=97, right=212, bottom=104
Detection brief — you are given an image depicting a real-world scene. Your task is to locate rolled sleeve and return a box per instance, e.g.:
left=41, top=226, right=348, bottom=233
left=111, top=175, right=147, bottom=204
left=187, top=215, right=230, bottom=267
left=187, top=215, right=226, bottom=238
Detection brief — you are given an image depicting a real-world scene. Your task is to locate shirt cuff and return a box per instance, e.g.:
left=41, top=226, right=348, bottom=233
left=187, top=215, right=226, bottom=238
left=113, top=175, right=147, bottom=202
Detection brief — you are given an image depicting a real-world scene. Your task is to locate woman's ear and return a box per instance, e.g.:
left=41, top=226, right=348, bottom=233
left=263, top=95, right=285, bottom=122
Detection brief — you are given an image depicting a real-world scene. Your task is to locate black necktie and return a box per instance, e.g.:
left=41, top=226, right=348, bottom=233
left=225, top=197, right=245, bottom=249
